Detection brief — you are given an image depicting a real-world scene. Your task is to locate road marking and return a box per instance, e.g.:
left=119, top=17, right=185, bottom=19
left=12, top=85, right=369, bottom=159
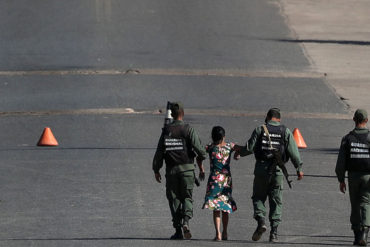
left=185, top=109, right=351, bottom=119
left=0, top=68, right=324, bottom=79
left=0, top=108, right=140, bottom=116
left=0, top=108, right=351, bottom=119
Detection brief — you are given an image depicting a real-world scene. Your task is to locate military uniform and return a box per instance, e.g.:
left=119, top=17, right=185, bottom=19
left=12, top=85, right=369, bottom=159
left=153, top=120, right=206, bottom=238
left=240, top=120, right=303, bottom=241
left=335, top=125, right=370, bottom=245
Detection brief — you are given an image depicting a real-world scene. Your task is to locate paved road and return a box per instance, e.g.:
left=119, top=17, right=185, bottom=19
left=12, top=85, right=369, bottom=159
left=0, top=74, right=344, bottom=113
left=281, top=0, right=370, bottom=113
left=0, top=1, right=355, bottom=247
left=0, top=0, right=310, bottom=71
left=0, top=114, right=353, bottom=247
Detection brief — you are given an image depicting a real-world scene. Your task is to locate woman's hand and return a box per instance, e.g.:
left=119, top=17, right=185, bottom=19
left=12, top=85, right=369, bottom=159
left=199, top=171, right=205, bottom=181
left=199, top=166, right=205, bottom=181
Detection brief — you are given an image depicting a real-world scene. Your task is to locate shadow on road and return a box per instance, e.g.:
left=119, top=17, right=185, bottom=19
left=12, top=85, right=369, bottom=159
left=0, top=235, right=353, bottom=246
left=302, top=148, right=339, bottom=155
left=277, top=39, right=370, bottom=46
left=0, top=147, right=156, bottom=151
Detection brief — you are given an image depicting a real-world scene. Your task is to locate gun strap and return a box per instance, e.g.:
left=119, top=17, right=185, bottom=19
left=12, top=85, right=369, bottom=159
left=262, top=125, right=273, bottom=149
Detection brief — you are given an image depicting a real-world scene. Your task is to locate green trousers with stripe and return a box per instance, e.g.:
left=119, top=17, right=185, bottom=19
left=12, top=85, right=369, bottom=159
left=166, top=170, right=195, bottom=228
left=252, top=174, right=283, bottom=228
left=348, top=172, right=370, bottom=231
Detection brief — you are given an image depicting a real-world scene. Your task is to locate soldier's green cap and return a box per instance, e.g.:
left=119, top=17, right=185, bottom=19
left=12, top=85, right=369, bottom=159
left=353, top=109, right=368, bottom=122
left=170, top=102, right=184, bottom=112
left=267, top=107, right=281, bottom=118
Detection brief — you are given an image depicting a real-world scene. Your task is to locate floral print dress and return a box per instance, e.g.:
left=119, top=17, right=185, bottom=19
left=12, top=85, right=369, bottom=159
left=203, top=142, right=237, bottom=213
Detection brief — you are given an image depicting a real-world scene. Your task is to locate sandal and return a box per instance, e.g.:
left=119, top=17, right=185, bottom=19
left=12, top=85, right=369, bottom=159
left=213, top=236, right=222, bottom=241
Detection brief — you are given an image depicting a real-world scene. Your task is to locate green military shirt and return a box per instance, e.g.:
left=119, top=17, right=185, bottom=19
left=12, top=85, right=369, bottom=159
left=335, top=127, right=369, bottom=183
left=239, top=120, right=303, bottom=176
left=152, top=120, right=207, bottom=175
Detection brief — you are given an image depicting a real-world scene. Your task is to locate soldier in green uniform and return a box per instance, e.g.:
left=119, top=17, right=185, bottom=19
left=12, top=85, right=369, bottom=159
left=335, top=109, right=370, bottom=246
left=236, top=108, right=304, bottom=242
left=153, top=102, right=206, bottom=240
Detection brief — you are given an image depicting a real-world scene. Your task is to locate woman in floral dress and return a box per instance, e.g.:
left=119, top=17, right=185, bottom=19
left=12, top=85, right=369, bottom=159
left=203, top=126, right=238, bottom=241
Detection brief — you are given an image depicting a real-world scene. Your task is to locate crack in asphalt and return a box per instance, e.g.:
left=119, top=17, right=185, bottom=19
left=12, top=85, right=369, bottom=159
left=0, top=68, right=324, bottom=79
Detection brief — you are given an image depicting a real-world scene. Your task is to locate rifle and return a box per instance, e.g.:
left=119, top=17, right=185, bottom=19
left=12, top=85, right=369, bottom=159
left=163, top=102, right=200, bottom=187
left=271, top=149, right=292, bottom=189
left=262, top=125, right=292, bottom=189
left=164, top=101, right=173, bottom=126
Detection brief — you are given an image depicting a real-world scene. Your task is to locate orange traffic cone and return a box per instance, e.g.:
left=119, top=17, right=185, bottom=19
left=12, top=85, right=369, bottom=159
left=37, top=127, right=59, bottom=146
left=293, top=128, right=307, bottom=149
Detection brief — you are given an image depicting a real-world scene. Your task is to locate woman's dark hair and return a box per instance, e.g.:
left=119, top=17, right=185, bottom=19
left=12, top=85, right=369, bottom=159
left=212, top=126, right=225, bottom=144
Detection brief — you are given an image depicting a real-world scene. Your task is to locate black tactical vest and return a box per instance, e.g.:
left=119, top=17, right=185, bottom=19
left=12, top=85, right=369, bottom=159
left=163, top=124, right=194, bottom=167
left=346, top=131, right=370, bottom=172
left=254, top=124, right=287, bottom=162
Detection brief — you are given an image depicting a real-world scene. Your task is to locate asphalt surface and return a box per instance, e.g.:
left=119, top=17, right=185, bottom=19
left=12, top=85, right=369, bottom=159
left=281, top=0, right=370, bottom=114
left=0, top=1, right=356, bottom=247
left=0, top=0, right=310, bottom=71
left=0, top=75, right=344, bottom=113
left=0, top=115, right=353, bottom=247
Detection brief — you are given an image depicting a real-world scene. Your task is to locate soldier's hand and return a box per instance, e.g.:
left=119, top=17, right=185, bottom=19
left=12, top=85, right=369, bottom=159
left=154, top=172, right=162, bottom=183
left=233, top=145, right=241, bottom=152
left=340, top=182, right=346, bottom=194
left=297, top=171, right=304, bottom=180
left=234, top=152, right=241, bottom=160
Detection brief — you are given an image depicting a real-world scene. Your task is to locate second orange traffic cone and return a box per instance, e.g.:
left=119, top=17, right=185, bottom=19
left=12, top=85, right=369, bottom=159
left=293, top=128, right=307, bottom=149
left=37, top=127, right=59, bottom=146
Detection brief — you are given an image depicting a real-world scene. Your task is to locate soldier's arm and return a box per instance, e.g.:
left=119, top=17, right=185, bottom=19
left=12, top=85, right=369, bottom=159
left=188, top=127, right=207, bottom=160
left=238, top=127, right=261, bottom=157
left=285, top=128, right=303, bottom=172
left=152, top=133, right=165, bottom=173
left=335, top=136, right=348, bottom=183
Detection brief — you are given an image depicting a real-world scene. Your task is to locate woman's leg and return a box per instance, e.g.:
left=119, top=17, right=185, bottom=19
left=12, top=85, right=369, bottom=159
left=213, top=210, right=221, bottom=240
left=222, top=211, right=229, bottom=240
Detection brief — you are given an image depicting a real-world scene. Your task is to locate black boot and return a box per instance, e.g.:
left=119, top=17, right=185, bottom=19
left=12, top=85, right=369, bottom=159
left=170, top=227, right=183, bottom=240
left=252, top=217, right=267, bottom=241
left=354, top=230, right=361, bottom=245
left=359, top=227, right=369, bottom=246
left=269, top=226, right=278, bottom=243
left=182, top=216, right=192, bottom=240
